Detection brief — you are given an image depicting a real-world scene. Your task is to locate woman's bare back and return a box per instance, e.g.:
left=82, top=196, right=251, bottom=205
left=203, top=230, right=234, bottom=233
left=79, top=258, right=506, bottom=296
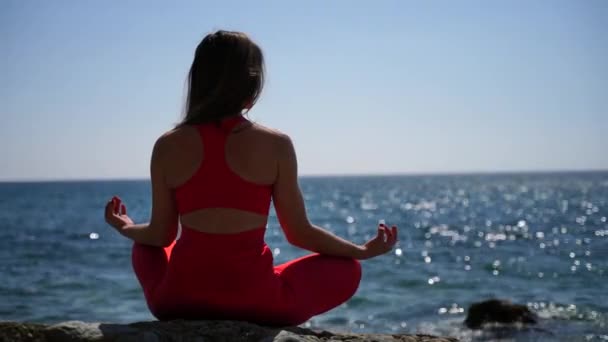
left=159, top=120, right=282, bottom=234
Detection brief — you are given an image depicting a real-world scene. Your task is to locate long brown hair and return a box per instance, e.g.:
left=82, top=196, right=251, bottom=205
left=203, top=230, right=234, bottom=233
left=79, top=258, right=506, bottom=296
left=180, top=30, right=265, bottom=125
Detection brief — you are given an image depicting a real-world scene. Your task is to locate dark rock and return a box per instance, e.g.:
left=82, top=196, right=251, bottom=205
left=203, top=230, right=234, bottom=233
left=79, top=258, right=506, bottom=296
left=0, top=320, right=459, bottom=342
left=0, top=321, right=46, bottom=342
left=464, top=299, right=537, bottom=329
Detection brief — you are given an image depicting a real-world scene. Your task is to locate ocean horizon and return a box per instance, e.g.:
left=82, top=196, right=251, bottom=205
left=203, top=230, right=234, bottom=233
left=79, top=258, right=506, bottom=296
left=2, top=168, right=607, bottom=183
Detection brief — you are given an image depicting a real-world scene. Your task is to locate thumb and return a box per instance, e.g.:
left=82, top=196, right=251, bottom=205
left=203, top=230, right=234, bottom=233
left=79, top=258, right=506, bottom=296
left=105, top=200, right=115, bottom=216
left=376, top=225, right=385, bottom=241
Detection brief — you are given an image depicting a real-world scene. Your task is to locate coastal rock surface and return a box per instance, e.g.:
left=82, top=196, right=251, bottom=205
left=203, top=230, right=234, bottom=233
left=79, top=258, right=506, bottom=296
left=0, top=320, right=458, bottom=342
left=464, top=299, right=537, bottom=329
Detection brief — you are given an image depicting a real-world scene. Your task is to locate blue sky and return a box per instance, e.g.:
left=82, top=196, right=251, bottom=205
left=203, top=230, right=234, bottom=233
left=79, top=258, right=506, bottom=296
left=1, top=0, right=607, bottom=180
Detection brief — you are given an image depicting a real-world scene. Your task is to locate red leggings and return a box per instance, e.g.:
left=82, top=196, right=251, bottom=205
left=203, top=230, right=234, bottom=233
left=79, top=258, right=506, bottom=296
left=131, top=228, right=361, bottom=326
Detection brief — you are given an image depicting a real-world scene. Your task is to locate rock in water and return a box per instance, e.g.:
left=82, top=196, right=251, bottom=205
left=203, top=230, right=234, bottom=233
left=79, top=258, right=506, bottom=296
left=0, top=320, right=459, bottom=342
left=464, top=299, right=537, bottom=329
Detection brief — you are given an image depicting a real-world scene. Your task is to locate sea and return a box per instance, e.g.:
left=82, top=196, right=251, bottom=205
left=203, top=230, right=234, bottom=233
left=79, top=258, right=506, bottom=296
left=1, top=172, right=607, bottom=341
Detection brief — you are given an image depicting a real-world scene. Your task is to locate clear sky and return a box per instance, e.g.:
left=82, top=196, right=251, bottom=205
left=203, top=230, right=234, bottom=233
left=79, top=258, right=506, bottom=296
left=1, top=0, right=607, bottom=181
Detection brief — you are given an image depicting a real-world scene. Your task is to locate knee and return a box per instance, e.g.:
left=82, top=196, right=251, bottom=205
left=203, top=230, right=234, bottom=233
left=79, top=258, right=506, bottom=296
left=132, top=242, right=164, bottom=260
left=344, top=258, right=362, bottom=290
left=132, top=242, right=150, bottom=255
left=323, top=256, right=361, bottom=306
left=326, top=256, right=361, bottom=292
left=338, top=257, right=361, bottom=280
left=131, top=242, right=151, bottom=264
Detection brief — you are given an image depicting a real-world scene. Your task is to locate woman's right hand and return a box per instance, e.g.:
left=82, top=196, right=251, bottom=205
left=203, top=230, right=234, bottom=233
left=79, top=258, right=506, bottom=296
left=359, top=224, right=398, bottom=259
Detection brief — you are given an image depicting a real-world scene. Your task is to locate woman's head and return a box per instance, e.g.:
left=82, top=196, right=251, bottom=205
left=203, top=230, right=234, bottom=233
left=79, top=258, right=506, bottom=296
left=181, top=30, right=265, bottom=125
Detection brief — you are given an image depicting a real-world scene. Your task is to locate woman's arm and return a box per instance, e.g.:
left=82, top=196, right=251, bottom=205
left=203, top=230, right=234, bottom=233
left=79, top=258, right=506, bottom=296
left=105, top=136, right=178, bottom=247
left=272, top=135, right=397, bottom=260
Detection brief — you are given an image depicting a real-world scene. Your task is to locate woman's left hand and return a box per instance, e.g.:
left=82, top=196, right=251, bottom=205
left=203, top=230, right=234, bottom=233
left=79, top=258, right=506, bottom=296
left=105, top=196, right=134, bottom=232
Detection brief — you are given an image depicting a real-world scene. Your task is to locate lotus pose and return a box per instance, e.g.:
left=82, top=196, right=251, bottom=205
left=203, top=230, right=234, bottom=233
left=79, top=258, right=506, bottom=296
left=104, top=30, right=398, bottom=326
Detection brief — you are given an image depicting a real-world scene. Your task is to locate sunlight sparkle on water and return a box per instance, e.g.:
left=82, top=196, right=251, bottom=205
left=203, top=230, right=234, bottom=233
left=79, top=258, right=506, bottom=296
left=438, top=303, right=465, bottom=315
left=428, top=276, right=440, bottom=285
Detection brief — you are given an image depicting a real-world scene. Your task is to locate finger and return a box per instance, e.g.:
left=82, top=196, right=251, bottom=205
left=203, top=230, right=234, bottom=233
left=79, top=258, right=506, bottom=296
left=381, top=226, right=389, bottom=243
left=384, top=224, right=393, bottom=241
left=105, top=201, right=113, bottom=218
left=391, top=225, right=398, bottom=243
left=120, top=204, right=127, bottom=215
left=113, top=198, right=122, bottom=214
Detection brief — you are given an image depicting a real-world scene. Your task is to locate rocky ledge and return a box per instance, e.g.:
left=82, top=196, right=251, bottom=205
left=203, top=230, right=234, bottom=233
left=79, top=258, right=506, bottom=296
left=0, top=320, right=458, bottom=342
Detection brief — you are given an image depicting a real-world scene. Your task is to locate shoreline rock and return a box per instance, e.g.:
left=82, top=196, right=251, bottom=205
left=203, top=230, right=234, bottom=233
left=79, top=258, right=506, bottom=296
left=464, top=299, right=537, bottom=329
left=0, top=320, right=459, bottom=342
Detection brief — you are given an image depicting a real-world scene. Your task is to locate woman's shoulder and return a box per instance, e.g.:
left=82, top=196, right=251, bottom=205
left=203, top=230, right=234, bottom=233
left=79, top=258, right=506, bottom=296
left=248, top=121, right=294, bottom=151
left=152, top=125, right=198, bottom=156
left=247, top=122, right=297, bottom=162
left=152, top=120, right=295, bottom=156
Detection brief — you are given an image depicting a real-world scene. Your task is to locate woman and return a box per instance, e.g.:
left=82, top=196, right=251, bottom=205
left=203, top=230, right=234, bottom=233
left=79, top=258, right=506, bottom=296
left=104, top=30, right=398, bottom=326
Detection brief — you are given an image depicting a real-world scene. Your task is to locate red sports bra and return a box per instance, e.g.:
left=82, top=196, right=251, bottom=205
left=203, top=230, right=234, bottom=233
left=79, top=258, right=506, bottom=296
left=174, top=115, right=272, bottom=216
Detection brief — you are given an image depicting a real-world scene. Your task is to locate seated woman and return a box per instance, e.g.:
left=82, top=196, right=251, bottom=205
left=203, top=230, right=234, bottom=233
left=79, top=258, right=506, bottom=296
left=104, top=30, right=398, bottom=326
